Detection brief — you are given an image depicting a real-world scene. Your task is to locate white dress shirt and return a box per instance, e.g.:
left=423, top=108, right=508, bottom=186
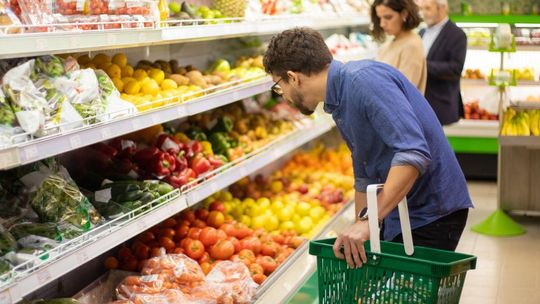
left=422, top=17, right=449, bottom=56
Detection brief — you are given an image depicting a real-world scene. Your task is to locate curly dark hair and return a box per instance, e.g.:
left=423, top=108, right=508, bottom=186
left=370, top=0, right=421, bottom=42
left=263, top=27, right=333, bottom=81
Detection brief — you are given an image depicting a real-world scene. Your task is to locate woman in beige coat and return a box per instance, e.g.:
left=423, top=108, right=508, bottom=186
left=371, top=0, right=427, bottom=94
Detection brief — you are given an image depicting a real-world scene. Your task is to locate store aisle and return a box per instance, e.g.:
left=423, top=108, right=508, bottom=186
left=459, top=182, right=540, bottom=304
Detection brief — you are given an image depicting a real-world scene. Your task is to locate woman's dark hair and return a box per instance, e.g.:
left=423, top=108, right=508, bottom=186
left=263, top=27, right=333, bottom=81
left=370, top=0, right=421, bottom=42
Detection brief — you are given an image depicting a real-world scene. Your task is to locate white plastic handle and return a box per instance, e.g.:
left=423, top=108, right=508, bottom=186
left=366, top=184, right=414, bottom=256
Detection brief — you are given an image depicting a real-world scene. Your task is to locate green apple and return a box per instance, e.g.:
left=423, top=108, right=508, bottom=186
left=251, top=215, right=266, bottom=229
left=265, top=215, right=280, bottom=231
left=280, top=221, right=295, bottom=231
left=309, top=206, right=326, bottom=221
left=278, top=206, right=294, bottom=222
left=296, top=202, right=312, bottom=216
left=169, top=2, right=181, bottom=14
left=240, top=215, right=251, bottom=227
left=296, top=217, right=314, bottom=234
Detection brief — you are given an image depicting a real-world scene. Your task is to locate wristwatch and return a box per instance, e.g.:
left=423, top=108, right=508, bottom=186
left=358, top=207, right=383, bottom=227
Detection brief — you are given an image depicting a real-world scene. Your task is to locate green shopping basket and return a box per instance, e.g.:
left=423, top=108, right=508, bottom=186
left=308, top=184, right=477, bottom=304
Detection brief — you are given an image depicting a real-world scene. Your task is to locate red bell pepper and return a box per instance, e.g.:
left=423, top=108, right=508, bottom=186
left=133, top=147, right=159, bottom=164
left=110, top=138, right=137, bottom=158
left=191, top=153, right=211, bottom=175
left=208, top=154, right=225, bottom=170
left=147, top=151, right=176, bottom=177
left=175, top=152, right=188, bottom=173
left=227, top=147, right=244, bottom=161
left=92, top=142, right=118, bottom=158
left=156, top=134, right=181, bottom=155
left=189, top=141, right=203, bottom=155
left=164, top=168, right=198, bottom=188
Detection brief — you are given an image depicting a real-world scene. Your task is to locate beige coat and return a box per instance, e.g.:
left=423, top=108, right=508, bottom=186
left=376, top=31, right=427, bottom=94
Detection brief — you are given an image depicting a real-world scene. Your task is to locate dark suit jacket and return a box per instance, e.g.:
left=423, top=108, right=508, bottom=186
left=420, top=21, right=467, bottom=125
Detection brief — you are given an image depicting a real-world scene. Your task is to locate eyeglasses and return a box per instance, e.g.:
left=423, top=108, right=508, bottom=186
left=271, top=78, right=283, bottom=95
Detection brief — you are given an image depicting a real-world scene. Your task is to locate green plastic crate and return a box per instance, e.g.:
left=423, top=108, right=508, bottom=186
left=309, top=238, right=477, bottom=304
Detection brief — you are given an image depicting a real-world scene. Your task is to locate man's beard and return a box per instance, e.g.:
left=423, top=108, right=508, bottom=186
left=290, top=90, right=314, bottom=116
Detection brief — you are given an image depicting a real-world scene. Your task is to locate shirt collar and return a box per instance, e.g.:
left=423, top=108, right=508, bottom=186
left=324, top=60, right=343, bottom=113
left=427, top=16, right=449, bottom=32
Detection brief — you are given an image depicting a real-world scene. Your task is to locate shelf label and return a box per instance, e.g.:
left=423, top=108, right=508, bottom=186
left=101, top=127, right=112, bottom=139
left=69, top=135, right=82, bottom=149
left=151, top=114, right=160, bottom=125
left=23, top=145, right=38, bottom=161
left=131, top=118, right=142, bottom=130
left=190, top=191, right=200, bottom=204
left=36, top=39, right=48, bottom=51
left=76, top=251, right=89, bottom=264
left=0, top=148, right=20, bottom=169
left=37, top=269, right=52, bottom=285
left=177, top=106, right=187, bottom=117
left=0, top=289, right=12, bottom=303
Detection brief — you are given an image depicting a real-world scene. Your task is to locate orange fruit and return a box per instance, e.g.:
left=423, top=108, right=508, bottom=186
left=111, top=77, right=124, bottom=92
left=112, top=53, right=128, bottom=67
left=124, top=80, right=141, bottom=95
left=142, top=79, right=160, bottom=96
left=106, top=64, right=122, bottom=79
left=121, top=65, right=134, bottom=77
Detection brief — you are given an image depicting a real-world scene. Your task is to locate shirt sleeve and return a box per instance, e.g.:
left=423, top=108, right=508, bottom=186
left=355, top=70, right=432, bottom=176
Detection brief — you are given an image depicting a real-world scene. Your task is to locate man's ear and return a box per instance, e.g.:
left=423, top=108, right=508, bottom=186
left=287, top=71, right=300, bottom=87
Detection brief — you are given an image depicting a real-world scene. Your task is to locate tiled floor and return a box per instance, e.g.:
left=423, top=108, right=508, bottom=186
left=459, top=182, right=540, bottom=304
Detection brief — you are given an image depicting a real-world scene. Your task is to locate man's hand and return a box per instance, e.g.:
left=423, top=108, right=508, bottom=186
left=333, top=220, right=369, bottom=268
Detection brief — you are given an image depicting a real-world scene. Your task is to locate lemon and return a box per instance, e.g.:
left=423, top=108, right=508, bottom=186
left=149, top=69, right=165, bottom=85
left=133, top=69, right=148, bottom=81
left=142, top=79, right=160, bottom=97
left=111, top=77, right=124, bottom=92
left=106, top=64, right=122, bottom=79
left=161, top=79, right=178, bottom=90
left=124, top=80, right=141, bottom=95
left=112, top=53, right=128, bottom=68
left=121, top=65, right=134, bottom=77
left=122, top=77, right=136, bottom=84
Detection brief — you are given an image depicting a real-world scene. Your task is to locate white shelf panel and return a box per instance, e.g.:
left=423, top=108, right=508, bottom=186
left=499, top=135, right=540, bottom=147
left=444, top=119, right=499, bottom=138
left=255, top=201, right=355, bottom=303
left=0, top=116, right=335, bottom=303
left=0, top=77, right=272, bottom=170
left=0, top=15, right=369, bottom=59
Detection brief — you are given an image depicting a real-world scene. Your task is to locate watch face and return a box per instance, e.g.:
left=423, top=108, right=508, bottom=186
left=359, top=207, right=368, bottom=218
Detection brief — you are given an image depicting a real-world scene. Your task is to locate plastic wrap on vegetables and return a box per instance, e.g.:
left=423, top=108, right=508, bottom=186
left=4, top=247, right=46, bottom=270
left=30, top=174, right=94, bottom=231
left=0, top=258, right=12, bottom=279
left=55, top=69, right=103, bottom=124
left=0, top=224, right=16, bottom=256
left=204, top=261, right=258, bottom=304
left=33, top=56, right=66, bottom=79
left=95, top=70, right=136, bottom=121
left=9, top=222, right=60, bottom=250
left=0, top=89, right=23, bottom=147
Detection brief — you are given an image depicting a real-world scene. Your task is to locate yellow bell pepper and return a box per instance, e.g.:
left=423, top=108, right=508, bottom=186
left=174, top=132, right=190, bottom=144
left=201, top=141, right=213, bottom=155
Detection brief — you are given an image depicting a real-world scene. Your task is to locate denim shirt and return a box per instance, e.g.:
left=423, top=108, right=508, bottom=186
left=324, top=60, right=473, bottom=241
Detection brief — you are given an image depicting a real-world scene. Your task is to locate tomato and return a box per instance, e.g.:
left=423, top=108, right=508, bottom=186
left=193, top=219, right=207, bottom=228
left=150, top=247, right=165, bottom=257
left=188, top=227, right=202, bottom=240
left=271, top=234, right=286, bottom=245
left=161, top=217, right=177, bottom=228
left=180, top=238, right=194, bottom=250
left=209, top=201, right=225, bottom=212
left=252, top=273, right=267, bottom=284
left=275, top=252, right=289, bottom=264
left=185, top=239, right=205, bottom=260
left=137, top=259, right=146, bottom=272
left=146, top=240, right=160, bottom=248
left=234, top=223, right=252, bottom=239
left=239, top=249, right=256, bottom=264
left=289, top=237, right=305, bottom=249
left=240, top=237, right=261, bottom=255
left=200, top=262, right=212, bottom=275
left=249, top=263, right=264, bottom=275
left=118, top=247, right=133, bottom=261
left=174, top=225, right=190, bottom=242
left=195, top=209, right=210, bottom=221
left=150, top=226, right=161, bottom=236
left=182, top=210, right=196, bottom=223
left=210, top=240, right=235, bottom=260
left=216, top=229, right=227, bottom=241
left=173, top=247, right=185, bottom=254
left=261, top=241, right=278, bottom=257
left=134, top=243, right=150, bottom=260
left=122, top=256, right=138, bottom=271
left=198, top=252, right=211, bottom=264
left=207, top=211, right=225, bottom=228
left=253, top=228, right=266, bottom=238
left=137, top=231, right=155, bottom=243
left=159, top=228, right=176, bottom=239
left=229, top=237, right=241, bottom=253
left=104, top=256, right=119, bottom=270
left=159, top=237, right=176, bottom=251
left=177, top=220, right=191, bottom=227
left=260, top=256, right=278, bottom=275
left=219, top=223, right=236, bottom=237
left=199, top=227, right=218, bottom=246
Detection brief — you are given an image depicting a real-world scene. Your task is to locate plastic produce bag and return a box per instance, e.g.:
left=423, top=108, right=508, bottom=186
left=141, top=254, right=205, bottom=286
left=0, top=258, right=12, bottom=278
left=204, top=261, right=258, bottom=304
left=9, top=222, right=60, bottom=250
left=0, top=224, right=17, bottom=256
left=4, top=247, right=45, bottom=269
left=116, top=274, right=167, bottom=300
left=94, top=70, right=136, bottom=121
left=0, top=0, right=22, bottom=34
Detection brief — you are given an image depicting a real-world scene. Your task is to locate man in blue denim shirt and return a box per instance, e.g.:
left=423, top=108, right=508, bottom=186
left=264, top=28, right=473, bottom=268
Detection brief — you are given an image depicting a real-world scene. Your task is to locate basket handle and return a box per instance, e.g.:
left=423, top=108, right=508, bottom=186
left=366, top=184, right=414, bottom=256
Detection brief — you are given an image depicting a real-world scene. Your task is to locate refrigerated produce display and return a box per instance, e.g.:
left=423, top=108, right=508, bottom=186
left=0, top=0, right=373, bottom=303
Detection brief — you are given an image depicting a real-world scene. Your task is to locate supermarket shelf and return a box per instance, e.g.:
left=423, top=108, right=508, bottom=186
left=468, top=44, right=540, bottom=51
left=0, top=116, right=335, bottom=303
left=0, top=77, right=272, bottom=171
left=0, top=190, right=186, bottom=304
left=0, top=14, right=369, bottom=59
left=255, top=200, right=355, bottom=303
left=451, top=15, right=540, bottom=25
left=184, top=116, right=336, bottom=205
left=499, top=135, right=540, bottom=148
left=461, top=78, right=540, bottom=86
left=443, top=119, right=499, bottom=138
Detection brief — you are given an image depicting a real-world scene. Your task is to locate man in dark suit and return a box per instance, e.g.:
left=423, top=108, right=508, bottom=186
left=419, top=0, right=467, bottom=125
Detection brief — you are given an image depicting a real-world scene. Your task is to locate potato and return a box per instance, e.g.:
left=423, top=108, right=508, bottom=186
left=169, top=74, right=190, bottom=86
left=186, top=70, right=208, bottom=88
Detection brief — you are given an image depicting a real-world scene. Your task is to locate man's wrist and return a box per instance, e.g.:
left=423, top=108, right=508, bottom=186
left=358, top=207, right=383, bottom=227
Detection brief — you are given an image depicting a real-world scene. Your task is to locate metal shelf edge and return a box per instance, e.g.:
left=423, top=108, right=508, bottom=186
left=499, top=135, right=540, bottom=147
